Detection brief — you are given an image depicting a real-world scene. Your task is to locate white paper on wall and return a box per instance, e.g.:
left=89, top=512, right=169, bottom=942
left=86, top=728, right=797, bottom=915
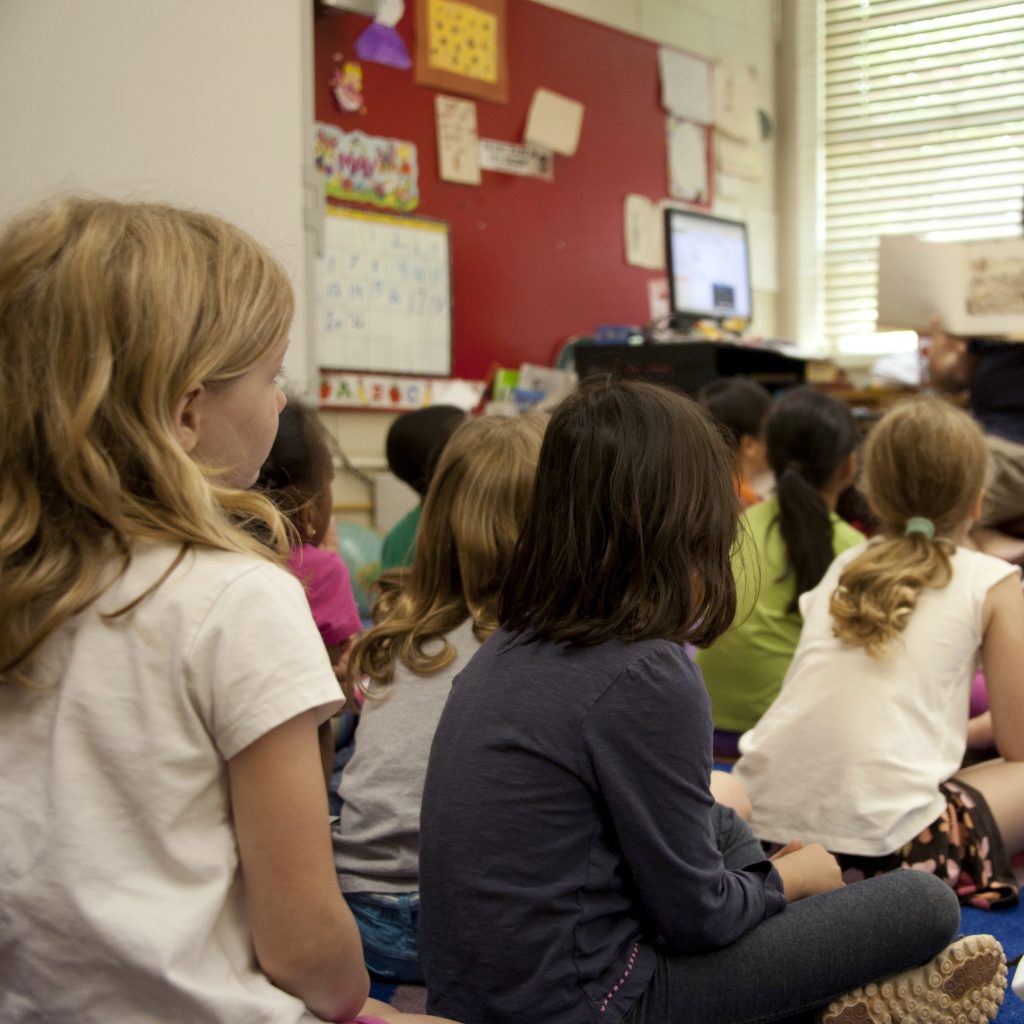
left=667, top=117, right=709, bottom=203
left=658, top=47, right=713, bottom=124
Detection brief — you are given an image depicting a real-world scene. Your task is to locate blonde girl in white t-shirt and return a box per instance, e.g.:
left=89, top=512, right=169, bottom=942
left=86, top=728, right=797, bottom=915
left=737, top=396, right=1024, bottom=909
left=0, top=196, right=453, bottom=1024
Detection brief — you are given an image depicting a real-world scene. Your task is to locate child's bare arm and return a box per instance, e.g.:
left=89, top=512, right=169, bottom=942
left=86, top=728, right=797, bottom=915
left=229, top=710, right=368, bottom=1021
left=981, top=573, right=1024, bottom=761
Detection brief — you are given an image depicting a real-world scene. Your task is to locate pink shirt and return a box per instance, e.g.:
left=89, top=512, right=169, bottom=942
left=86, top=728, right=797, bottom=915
left=287, top=543, right=362, bottom=647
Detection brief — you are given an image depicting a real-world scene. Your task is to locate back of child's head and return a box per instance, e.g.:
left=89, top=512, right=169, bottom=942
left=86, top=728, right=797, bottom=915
left=831, top=397, right=986, bottom=657
left=0, top=195, right=293, bottom=685
left=257, top=399, right=334, bottom=543
left=696, top=377, right=772, bottom=452
left=499, top=376, right=739, bottom=648
left=348, top=412, right=547, bottom=692
left=385, top=404, right=466, bottom=496
left=766, top=386, right=859, bottom=610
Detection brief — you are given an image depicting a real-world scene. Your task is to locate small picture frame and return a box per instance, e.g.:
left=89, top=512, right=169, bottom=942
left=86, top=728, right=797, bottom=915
left=415, top=0, right=508, bottom=105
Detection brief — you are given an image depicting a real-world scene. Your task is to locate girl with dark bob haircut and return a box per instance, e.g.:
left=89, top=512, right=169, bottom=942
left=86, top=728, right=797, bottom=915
left=417, top=377, right=1004, bottom=1024
left=500, top=376, right=739, bottom=648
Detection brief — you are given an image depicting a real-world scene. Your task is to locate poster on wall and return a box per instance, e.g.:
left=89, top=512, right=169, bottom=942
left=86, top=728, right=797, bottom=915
left=435, top=94, right=482, bottom=184
left=415, top=0, right=509, bottom=104
left=314, top=123, right=419, bottom=211
left=667, top=117, right=710, bottom=205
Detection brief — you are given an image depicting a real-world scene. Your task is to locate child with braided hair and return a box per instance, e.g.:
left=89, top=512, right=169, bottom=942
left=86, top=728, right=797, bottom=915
left=736, top=396, right=1024, bottom=909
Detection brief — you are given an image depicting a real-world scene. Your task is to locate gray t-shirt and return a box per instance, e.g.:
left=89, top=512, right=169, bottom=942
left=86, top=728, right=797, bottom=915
left=332, top=617, right=482, bottom=893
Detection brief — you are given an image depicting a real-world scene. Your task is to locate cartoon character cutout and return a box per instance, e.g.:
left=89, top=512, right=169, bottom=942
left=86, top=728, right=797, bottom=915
left=331, top=60, right=366, bottom=114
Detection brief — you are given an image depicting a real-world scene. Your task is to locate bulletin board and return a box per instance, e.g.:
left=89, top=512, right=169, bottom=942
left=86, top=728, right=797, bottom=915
left=316, top=206, right=452, bottom=375
left=314, top=1, right=716, bottom=381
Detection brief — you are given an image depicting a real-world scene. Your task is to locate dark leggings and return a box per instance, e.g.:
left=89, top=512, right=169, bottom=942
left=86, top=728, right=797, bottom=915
left=624, top=869, right=961, bottom=1024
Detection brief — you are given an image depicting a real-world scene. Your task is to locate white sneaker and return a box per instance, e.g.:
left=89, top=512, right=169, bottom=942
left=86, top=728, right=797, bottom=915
left=819, top=934, right=1007, bottom=1024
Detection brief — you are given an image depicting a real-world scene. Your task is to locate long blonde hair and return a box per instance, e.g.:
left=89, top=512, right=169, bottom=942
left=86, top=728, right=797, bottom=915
left=830, top=397, right=986, bottom=657
left=346, top=412, right=546, bottom=699
left=0, top=196, right=294, bottom=686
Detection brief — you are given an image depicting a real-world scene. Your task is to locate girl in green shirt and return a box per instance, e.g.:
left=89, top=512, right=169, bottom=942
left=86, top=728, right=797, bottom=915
left=696, top=387, right=863, bottom=758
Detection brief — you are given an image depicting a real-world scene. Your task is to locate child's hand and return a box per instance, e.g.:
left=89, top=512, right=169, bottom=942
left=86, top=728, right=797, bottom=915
left=967, top=710, right=994, bottom=750
left=333, top=638, right=353, bottom=684
left=770, top=841, right=843, bottom=902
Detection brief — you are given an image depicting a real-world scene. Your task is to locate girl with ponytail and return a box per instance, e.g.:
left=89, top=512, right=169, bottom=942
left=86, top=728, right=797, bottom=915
left=736, top=397, right=1024, bottom=908
left=697, top=387, right=863, bottom=756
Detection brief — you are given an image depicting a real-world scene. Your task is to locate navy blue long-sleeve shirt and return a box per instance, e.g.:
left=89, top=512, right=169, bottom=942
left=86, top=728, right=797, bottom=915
left=419, top=630, right=786, bottom=1024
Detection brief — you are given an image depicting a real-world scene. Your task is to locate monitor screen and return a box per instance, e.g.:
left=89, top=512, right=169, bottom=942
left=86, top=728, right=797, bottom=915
left=664, top=209, right=752, bottom=324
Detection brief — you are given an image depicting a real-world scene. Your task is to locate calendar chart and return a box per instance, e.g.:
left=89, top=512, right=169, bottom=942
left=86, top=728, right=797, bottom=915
left=316, top=206, right=452, bottom=376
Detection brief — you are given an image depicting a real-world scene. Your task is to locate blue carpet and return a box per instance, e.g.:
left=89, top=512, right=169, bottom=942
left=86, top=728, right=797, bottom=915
left=961, top=904, right=1024, bottom=1021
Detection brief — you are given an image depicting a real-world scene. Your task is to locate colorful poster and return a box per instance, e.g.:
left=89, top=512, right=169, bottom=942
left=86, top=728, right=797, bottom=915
left=415, top=0, right=508, bottom=103
left=314, top=123, right=419, bottom=212
left=319, top=370, right=485, bottom=411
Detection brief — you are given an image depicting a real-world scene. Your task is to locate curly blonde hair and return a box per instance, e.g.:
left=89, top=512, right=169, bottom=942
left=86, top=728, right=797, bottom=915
left=345, top=412, right=547, bottom=701
left=0, top=196, right=294, bottom=686
left=830, top=397, right=986, bottom=658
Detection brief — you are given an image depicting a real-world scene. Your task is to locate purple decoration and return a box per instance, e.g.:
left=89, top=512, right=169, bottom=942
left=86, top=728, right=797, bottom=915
left=356, top=23, right=412, bottom=70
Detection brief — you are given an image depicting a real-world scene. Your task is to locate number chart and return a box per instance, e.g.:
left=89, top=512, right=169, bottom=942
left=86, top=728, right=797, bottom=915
left=316, top=205, right=452, bottom=376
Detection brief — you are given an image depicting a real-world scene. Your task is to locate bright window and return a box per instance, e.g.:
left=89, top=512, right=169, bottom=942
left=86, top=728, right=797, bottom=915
left=816, top=0, right=1024, bottom=357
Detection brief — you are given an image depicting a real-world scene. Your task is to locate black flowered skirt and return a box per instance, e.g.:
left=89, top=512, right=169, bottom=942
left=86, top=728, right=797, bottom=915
left=835, top=778, right=1019, bottom=910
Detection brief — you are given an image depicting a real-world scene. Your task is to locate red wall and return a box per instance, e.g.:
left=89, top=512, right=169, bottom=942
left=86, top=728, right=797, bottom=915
left=314, top=1, right=701, bottom=380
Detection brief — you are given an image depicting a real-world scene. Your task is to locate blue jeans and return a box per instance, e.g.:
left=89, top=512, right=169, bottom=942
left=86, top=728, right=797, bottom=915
left=345, top=891, right=423, bottom=984
left=623, top=869, right=961, bottom=1024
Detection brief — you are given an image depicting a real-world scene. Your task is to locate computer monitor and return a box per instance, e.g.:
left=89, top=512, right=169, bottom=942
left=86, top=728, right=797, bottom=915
left=664, top=208, right=752, bottom=328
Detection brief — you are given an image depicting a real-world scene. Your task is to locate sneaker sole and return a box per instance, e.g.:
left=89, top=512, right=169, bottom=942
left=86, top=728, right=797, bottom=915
left=820, top=934, right=1007, bottom=1024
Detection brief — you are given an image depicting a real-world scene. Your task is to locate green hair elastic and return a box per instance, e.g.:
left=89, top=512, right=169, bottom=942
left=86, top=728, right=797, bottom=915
left=904, top=516, right=935, bottom=539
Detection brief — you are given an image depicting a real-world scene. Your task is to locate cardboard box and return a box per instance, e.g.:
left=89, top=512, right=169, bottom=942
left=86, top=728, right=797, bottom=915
left=877, top=234, right=1024, bottom=338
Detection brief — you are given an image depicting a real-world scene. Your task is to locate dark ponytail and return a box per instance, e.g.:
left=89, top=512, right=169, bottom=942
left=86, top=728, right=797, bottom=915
left=766, top=388, right=858, bottom=612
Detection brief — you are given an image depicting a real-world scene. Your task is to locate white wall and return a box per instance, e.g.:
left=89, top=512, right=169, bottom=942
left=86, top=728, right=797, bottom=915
left=0, top=0, right=315, bottom=390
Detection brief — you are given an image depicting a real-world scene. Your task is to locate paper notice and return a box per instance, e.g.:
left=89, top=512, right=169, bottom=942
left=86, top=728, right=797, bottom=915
left=624, top=194, right=664, bottom=270
left=435, top=94, right=481, bottom=185
left=524, top=88, right=584, bottom=157
left=658, top=48, right=712, bottom=124
left=478, top=138, right=554, bottom=180
left=667, top=117, right=709, bottom=203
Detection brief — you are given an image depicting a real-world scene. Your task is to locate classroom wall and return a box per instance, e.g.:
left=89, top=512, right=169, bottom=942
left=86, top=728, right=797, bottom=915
left=0, top=0, right=779, bottom=531
left=0, top=0, right=315, bottom=390
left=321, top=0, right=780, bottom=527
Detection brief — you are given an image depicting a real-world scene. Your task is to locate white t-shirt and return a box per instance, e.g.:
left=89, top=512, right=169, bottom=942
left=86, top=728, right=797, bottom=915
left=735, top=542, right=1018, bottom=856
left=0, top=542, right=343, bottom=1023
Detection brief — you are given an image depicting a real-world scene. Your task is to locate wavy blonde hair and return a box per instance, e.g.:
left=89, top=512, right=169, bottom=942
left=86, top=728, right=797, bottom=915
left=830, top=397, right=986, bottom=658
left=0, top=196, right=294, bottom=686
left=346, top=412, right=547, bottom=699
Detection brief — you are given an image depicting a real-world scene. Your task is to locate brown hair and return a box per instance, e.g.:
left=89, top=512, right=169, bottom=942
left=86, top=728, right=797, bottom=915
left=0, top=196, right=293, bottom=686
left=830, top=397, right=986, bottom=657
left=499, top=377, right=740, bottom=647
left=345, top=413, right=547, bottom=699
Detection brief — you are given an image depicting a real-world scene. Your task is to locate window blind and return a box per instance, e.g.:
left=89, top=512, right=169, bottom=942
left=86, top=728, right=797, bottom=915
left=822, top=0, right=1024, bottom=355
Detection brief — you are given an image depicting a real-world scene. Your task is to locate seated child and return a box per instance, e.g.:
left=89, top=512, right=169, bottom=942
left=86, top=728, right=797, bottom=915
left=0, top=195, right=452, bottom=1024
left=696, top=386, right=864, bottom=757
left=736, top=396, right=1024, bottom=909
left=417, top=377, right=1006, bottom=1024
left=333, top=412, right=548, bottom=984
left=380, top=405, right=465, bottom=570
left=257, top=399, right=363, bottom=782
left=696, top=376, right=772, bottom=507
